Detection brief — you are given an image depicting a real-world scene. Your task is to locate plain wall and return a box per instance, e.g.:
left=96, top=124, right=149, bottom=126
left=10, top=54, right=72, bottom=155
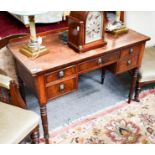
left=126, top=11, right=155, bottom=47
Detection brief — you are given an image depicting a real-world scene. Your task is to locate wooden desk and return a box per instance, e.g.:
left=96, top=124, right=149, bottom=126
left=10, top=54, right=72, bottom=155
left=8, top=28, right=150, bottom=143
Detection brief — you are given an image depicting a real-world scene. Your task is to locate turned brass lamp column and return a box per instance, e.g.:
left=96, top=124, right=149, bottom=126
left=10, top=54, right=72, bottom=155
left=116, top=11, right=121, bottom=22
left=29, top=16, right=37, bottom=43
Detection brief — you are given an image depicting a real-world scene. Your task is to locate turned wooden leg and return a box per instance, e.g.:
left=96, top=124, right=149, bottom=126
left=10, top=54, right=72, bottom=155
left=134, top=81, right=141, bottom=102
left=101, top=68, right=105, bottom=84
left=128, top=68, right=139, bottom=103
left=17, top=76, right=26, bottom=102
left=31, top=126, right=40, bottom=144
left=40, top=105, right=49, bottom=144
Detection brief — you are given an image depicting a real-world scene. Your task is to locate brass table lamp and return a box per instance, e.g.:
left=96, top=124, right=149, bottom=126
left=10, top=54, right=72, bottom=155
left=10, top=11, right=48, bottom=57
left=106, top=11, right=128, bottom=35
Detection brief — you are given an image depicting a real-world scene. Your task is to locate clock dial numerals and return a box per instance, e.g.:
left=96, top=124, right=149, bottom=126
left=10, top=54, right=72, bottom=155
left=85, top=11, right=103, bottom=44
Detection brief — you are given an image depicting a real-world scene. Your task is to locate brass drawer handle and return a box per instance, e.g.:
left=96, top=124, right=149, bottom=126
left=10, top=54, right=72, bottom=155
left=98, top=58, right=103, bottom=65
left=129, top=48, right=134, bottom=54
left=58, top=70, right=64, bottom=78
left=127, top=60, right=132, bottom=65
left=59, top=83, right=65, bottom=92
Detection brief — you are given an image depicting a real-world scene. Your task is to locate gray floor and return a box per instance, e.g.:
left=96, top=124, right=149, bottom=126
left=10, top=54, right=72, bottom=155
left=26, top=70, right=133, bottom=134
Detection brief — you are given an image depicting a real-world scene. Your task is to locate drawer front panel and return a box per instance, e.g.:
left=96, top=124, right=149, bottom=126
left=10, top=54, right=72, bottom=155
left=78, top=51, right=119, bottom=74
left=117, top=56, right=138, bottom=73
left=46, top=78, right=77, bottom=100
left=45, top=65, right=76, bottom=83
left=102, top=51, right=120, bottom=63
left=121, top=45, right=140, bottom=59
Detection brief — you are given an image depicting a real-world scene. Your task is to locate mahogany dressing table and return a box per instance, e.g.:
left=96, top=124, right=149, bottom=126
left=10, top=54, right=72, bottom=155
left=8, top=28, right=150, bottom=143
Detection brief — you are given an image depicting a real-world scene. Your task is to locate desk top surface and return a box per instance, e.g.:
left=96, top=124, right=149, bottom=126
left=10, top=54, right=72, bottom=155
left=8, top=29, right=150, bottom=75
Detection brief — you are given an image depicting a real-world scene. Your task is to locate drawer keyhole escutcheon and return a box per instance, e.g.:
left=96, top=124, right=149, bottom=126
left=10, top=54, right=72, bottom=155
left=129, top=48, right=134, bottom=54
left=59, top=83, right=65, bottom=92
left=77, top=26, right=80, bottom=32
left=127, top=60, right=131, bottom=65
left=58, top=70, right=64, bottom=78
left=98, top=58, right=102, bottom=65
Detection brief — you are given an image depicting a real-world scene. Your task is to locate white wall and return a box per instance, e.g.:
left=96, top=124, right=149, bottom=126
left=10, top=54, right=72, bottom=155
left=126, top=11, right=155, bottom=47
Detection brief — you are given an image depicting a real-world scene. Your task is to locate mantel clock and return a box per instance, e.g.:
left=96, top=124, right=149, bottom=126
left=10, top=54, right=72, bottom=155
left=68, top=11, right=107, bottom=53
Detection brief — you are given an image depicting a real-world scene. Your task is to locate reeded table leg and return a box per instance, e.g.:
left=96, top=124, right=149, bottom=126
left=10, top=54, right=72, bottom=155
left=101, top=68, right=105, bottom=84
left=31, top=126, right=40, bottom=144
left=128, top=68, right=139, bottom=103
left=40, top=105, right=49, bottom=144
left=134, top=81, right=141, bottom=102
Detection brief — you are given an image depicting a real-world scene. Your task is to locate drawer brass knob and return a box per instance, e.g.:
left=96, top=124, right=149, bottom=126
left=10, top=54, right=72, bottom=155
left=127, top=60, right=131, bottom=65
left=59, top=83, right=65, bottom=92
left=98, top=58, right=102, bottom=64
left=129, top=48, right=134, bottom=54
left=58, top=70, right=64, bottom=78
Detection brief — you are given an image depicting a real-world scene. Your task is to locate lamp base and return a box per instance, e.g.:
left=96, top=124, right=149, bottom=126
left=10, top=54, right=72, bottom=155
left=109, top=27, right=129, bottom=35
left=20, top=45, right=48, bottom=58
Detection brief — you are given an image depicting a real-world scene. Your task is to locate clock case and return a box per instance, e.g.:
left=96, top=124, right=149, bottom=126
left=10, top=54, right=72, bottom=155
left=68, top=11, right=107, bottom=53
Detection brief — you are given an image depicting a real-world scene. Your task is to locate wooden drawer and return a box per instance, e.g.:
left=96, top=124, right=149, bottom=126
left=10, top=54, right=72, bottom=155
left=45, top=65, right=76, bottom=83
left=120, top=44, right=140, bottom=59
left=46, top=77, right=77, bottom=100
left=78, top=51, right=119, bottom=74
left=117, top=56, right=138, bottom=73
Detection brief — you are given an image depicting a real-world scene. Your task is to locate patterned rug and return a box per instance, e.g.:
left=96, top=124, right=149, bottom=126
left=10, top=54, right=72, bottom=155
left=40, top=89, right=155, bottom=144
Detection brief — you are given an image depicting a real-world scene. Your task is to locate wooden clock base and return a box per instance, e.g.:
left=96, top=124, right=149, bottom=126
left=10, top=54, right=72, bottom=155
left=68, top=40, right=107, bottom=53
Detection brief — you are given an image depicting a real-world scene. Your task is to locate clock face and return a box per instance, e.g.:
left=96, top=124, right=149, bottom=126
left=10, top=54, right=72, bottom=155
left=85, top=11, right=103, bottom=44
